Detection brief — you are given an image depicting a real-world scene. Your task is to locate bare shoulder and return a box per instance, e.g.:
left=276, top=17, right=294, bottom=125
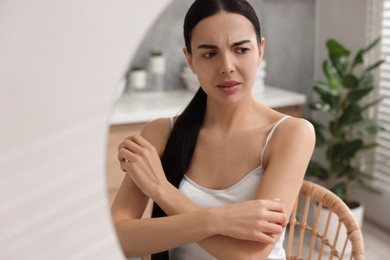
left=263, top=116, right=315, bottom=165
left=140, top=117, right=172, bottom=156
left=278, top=117, right=315, bottom=139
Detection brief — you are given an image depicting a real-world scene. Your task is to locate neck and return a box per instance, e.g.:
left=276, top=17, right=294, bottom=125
left=203, top=94, right=259, bottom=134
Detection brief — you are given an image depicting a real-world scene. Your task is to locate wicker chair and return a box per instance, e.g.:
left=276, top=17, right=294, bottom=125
left=285, top=180, right=365, bottom=260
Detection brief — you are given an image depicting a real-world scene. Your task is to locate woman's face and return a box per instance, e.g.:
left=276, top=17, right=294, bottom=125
left=184, top=11, right=264, bottom=105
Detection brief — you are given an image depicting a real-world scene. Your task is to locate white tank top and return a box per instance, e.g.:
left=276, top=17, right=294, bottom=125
left=168, top=116, right=290, bottom=260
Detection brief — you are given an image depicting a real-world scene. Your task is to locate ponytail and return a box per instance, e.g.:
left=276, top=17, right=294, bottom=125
left=150, top=87, right=207, bottom=259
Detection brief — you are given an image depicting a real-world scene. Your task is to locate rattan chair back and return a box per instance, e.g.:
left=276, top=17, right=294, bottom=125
left=285, top=180, right=365, bottom=260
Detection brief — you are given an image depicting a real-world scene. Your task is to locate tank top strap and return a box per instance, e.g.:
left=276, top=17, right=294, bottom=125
left=260, top=116, right=291, bottom=165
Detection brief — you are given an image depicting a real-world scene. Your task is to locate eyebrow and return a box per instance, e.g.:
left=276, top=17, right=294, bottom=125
left=197, top=40, right=252, bottom=50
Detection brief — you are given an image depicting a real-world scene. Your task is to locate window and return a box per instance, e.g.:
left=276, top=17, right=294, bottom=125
left=375, top=0, right=390, bottom=191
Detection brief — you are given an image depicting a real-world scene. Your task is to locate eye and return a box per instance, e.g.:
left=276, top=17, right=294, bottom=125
left=236, top=47, right=250, bottom=55
left=202, top=51, right=217, bottom=59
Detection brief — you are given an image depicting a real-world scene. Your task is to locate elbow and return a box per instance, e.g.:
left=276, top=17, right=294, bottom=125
left=113, top=220, right=135, bottom=258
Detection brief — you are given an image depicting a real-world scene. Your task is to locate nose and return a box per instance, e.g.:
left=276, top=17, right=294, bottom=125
left=219, top=53, right=235, bottom=75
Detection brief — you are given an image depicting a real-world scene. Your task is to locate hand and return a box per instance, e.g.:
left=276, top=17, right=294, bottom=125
left=118, top=134, right=168, bottom=199
left=212, top=199, right=288, bottom=244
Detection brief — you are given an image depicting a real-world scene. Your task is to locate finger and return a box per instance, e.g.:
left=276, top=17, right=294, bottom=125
left=261, top=222, right=284, bottom=235
left=118, top=147, right=137, bottom=163
left=267, top=211, right=288, bottom=227
left=265, top=199, right=286, bottom=213
left=118, top=140, right=144, bottom=161
left=120, top=161, right=127, bottom=172
left=130, top=133, right=152, bottom=148
left=118, top=133, right=144, bottom=151
left=251, top=232, right=275, bottom=244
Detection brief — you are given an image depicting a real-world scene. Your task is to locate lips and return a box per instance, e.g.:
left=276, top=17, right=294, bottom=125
left=216, top=80, right=241, bottom=94
left=217, top=80, right=240, bottom=87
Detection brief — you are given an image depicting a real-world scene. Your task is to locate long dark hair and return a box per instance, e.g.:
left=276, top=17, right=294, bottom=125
left=151, top=0, right=261, bottom=258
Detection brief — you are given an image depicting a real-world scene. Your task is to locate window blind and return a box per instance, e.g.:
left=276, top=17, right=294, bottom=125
left=375, top=0, right=390, bottom=191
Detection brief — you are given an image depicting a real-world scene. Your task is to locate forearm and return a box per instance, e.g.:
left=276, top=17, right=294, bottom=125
left=155, top=184, right=277, bottom=259
left=114, top=209, right=216, bottom=257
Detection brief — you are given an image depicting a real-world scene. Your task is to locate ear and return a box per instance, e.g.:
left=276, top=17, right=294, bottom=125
left=183, top=48, right=197, bottom=74
left=257, top=37, right=265, bottom=67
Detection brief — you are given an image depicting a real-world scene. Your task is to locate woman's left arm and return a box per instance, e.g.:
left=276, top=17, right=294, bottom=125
left=255, top=117, right=316, bottom=219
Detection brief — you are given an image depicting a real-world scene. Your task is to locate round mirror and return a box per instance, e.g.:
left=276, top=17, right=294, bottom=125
left=0, top=1, right=172, bottom=259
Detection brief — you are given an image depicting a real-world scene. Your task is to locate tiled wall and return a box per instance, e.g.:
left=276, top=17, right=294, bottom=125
left=128, top=0, right=315, bottom=100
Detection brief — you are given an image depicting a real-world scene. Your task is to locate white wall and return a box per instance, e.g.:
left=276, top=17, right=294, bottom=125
left=314, top=0, right=368, bottom=80
left=0, top=1, right=171, bottom=259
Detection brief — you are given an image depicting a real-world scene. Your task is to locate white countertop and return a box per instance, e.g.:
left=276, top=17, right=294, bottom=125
left=110, top=86, right=306, bottom=125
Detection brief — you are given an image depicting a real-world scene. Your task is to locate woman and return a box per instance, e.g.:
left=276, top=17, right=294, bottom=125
left=112, top=0, right=315, bottom=259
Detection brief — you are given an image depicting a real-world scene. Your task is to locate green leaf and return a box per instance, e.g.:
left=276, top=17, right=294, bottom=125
left=331, top=55, right=350, bottom=77
left=362, top=142, right=380, bottom=150
left=350, top=118, right=375, bottom=126
left=314, top=82, right=340, bottom=109
left=327, top=39, right=351, bottom=59
left=339, top=104, right=363, bottom=126
left=358, top=74, right=373, bottom=88
left=352, top=37, right=381, bottom=68
left=326, top=39, right=351, bottom=76
left=322, top=61, right=342, bottom=88
left=329, top=121, right=341, bottom=136
left=346, top=167, right=360, bottom=180
left=309, top=102, right=332, bottom=112
left=332, top=139, right=364, bottom=160
left=365, top=59, right=385, bottom=73
left=342, top=74, right=359, bottom=89
left=331, top=182, right=347, bottom=200
left=359, top=125, right=385, bottom=137
left=352, top=49, right=364, bottom=68
left=364, top=37, right=381, bottom=53
left=361, top=96, right=384, bottom=111
left=344, top=74, right=374, bottom=103
left=306, top=161, right=328, bottom=180
left=346, top=85, right=373, bottom=104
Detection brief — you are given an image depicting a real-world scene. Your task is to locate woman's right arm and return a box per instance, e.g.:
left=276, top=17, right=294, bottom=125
left=111, top=174, right=219, bottom=257
left=111, top=173, right=283, bottom=258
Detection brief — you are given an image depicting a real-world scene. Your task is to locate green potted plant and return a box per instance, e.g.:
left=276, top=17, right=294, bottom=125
left=306, top=37, right=385, bottom=253
left=307, top=37, right=384, bottom=209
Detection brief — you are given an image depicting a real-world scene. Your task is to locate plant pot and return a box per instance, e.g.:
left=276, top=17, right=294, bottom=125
left=148, top=55, right=165, bottom=91
left=313, top=201, right=364, bottom=255
left=129, top=70, right=147, bottom=90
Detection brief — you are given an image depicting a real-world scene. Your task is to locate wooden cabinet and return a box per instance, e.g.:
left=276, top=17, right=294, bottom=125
left=106, top=105, right=302, bottom=204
